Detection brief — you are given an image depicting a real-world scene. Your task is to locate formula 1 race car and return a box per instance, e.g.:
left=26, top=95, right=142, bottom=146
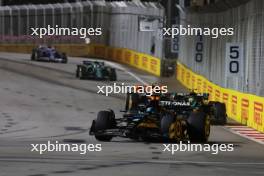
left=124, top=90, right=227, bottom=126
left=31, top=45, right=68, bottom=63
left=89, top=92, right=227, bottom=142
left=76, top=61, right=117, bottom=81
left=159, top=92, right=227, bottom=125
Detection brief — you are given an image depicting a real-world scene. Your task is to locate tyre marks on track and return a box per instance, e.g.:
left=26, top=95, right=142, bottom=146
left=1, top=86, right=84, bottom=113
left=149, top=145, right=161, bottom=160
left=0, top=112, right=17, bottom=134
left=0, top=86, right=87, bottom=137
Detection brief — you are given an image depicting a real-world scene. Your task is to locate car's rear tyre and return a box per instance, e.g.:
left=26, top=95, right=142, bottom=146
left=125, top=93, right=140, bottom=112
left=94, top=110, right=116, bottom=141
left=187, top=111, right=210, bottom=143
left=109, top=68, right=117, bottom=81
left=31, top=49, right=37, bottom=61
left=76, top=68, right=79, bottom=78
left=160, top=113, right=175, bottom=139
left=78, top=67, right=83, bottom=79
left=62, top=59, right=68, bottom=64
left=210, top=102, right=227, bottom=125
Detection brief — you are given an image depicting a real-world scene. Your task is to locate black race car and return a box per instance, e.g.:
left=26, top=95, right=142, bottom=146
left=163, top=92, right=227, bottom=125
left=31, top=45, right=68, bottom=63
left=89, top=92, right=226, bottom=142
left=76, top=61, right=117, bottom=81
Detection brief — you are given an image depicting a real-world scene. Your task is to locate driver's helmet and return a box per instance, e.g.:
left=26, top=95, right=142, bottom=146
left=146, top=107, right=155, bottom=114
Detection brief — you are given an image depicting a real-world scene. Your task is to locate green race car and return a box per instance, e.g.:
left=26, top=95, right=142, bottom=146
left=76, top=61, right=117, bottom=81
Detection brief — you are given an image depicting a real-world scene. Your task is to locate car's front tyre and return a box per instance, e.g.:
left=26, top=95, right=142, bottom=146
left=62, top=53, right=68, bottom=64
left=31, top=49, right=37, bottom=61
left=94, top=110, right=116, bottom=142
left=109, top=68, right=117, bottom=81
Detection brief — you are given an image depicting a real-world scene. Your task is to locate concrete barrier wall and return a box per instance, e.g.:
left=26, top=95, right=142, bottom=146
left=177, top=62, right=264, bottom=133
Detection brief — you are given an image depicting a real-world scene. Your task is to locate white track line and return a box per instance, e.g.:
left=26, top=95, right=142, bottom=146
left=104, top=61, right=149, bottom=85
left=72, top=56, right=149, bottom=85
left=1, top=158, right=264, bottom=165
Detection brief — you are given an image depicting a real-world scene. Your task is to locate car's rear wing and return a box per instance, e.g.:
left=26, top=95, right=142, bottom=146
left=170, top=92, right=209, bottom=100
left=159, top=92, right=210, bottom=108
left=83, top=60, right=93, bottom=65
left=159, top=100, right=191, bottom=107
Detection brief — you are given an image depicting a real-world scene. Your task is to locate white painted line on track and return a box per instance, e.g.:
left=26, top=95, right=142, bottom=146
left=1, top=158, right=264, bottom=166
left=126, top=71, right=149, bottom=85
left=141, top=160, right=264, bottom=165
left=104, top=61, right=149, bottom=85
left=0, top=52, right=150, bottom=86
left=72, top=57, right=150, bottom=85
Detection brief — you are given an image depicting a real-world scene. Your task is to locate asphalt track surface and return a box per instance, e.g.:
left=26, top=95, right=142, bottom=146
left=0, top=52, right=263, bottom=176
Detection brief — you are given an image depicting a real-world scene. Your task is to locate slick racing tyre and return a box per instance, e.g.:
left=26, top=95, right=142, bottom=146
left=78, top=67, right=83, bottom=79
left=210, top=102, right=227, bottom=125
left=76, top=66, right=82, bottom=78
left=62, top=53, right=68, bottom=64
left=109, top=68, right=117, bottom=81
left=187, top=111, right=210, bottom=143
left=160, top=113, right=175, bottom=140
left=76, top=67, right=79, bottom=78
left=31, top=49, right=37, bottom=61
left=125, top=93, right=140, bottom=112
left=94, top=110, right=116, bottom=141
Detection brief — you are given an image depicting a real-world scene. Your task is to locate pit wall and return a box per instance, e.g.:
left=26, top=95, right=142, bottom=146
left=0, top=44, right=160, bottom=76
left=177, top=62, right=264, bottom=133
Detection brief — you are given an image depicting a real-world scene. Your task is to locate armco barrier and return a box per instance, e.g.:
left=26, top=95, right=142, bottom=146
left=0, top=44, right=161, bottom=76
left=177, top=62, right=264, bottom=133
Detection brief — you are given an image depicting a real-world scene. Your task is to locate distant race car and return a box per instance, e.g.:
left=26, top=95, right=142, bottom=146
left=76, top=61, right=117, bottom=81
left=31, top=45, right=68, bottom=63
left=90, top=91, right=227, bottom=142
